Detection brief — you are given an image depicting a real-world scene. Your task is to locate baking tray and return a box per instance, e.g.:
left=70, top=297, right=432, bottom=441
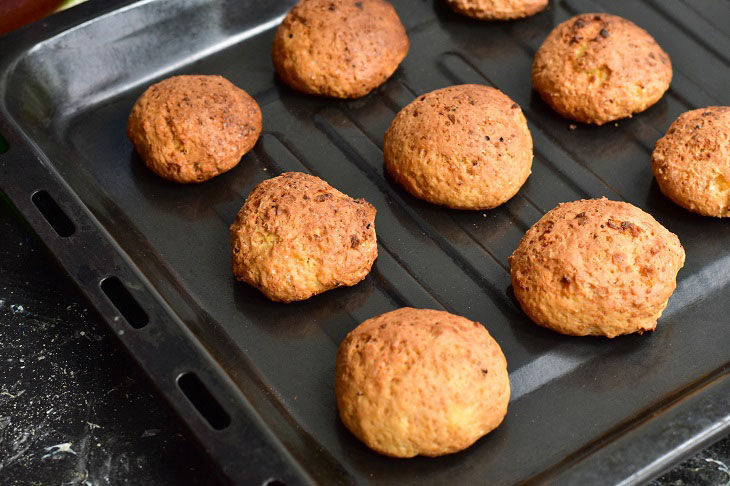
left=1, top=0, right=730, bottom=484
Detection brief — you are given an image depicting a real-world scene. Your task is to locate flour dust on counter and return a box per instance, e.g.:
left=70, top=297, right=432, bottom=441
left=0, top=202, right=220, bottom=485
left=651, top=441, right=730, bottom=486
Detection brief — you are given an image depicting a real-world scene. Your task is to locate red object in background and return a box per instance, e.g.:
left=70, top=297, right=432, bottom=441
left=0, top=0, right=65, bottom=36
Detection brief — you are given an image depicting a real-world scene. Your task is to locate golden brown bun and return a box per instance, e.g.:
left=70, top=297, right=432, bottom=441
left=127, top=75, right=261, bottom=183
left=272, top=0, right=409, bottom=99
left=230, top=172, right=377, bottom=302
left=509, top=198, right=685, bottom=338
left=336, top=307, right=510, bottom=457
left=446, top=0, right=548, bottom=20
left=652, top=106, right=730, bottom=217
left=384, top=84, right=532, bottom=210
left=532, top=13, right=672, bottom=125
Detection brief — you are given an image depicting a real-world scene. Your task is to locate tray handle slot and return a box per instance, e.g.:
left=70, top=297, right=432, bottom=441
left=100, top=276, right=149, bottom=328
left=0, top=133, right=8, bottom=153
left=31, top=190, right=75, bottom=237
left=177, top=372, right=231, bottom=430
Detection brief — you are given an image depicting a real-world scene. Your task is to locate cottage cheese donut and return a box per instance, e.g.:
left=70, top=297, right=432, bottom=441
left=336, top=307, right=510, bottom=457
left=652, top=106, right=730, bottom=217
left=384, top=84, right=533, bottom=210
left=446, top=0, right=548, bottom=20
left=532, top=13, right=672, bottom=125
left=272, top=0, right=409, bottom=99
left=127, top=75, right=262, bottom=183
left=230, top=172, right=377, bottom=302
left=509, top=198, right=685, bottom=337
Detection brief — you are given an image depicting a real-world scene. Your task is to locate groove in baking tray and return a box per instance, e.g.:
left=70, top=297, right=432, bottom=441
left=644, top=0, right=730, bottom=65
left=679, top=0, right=730, bottom=38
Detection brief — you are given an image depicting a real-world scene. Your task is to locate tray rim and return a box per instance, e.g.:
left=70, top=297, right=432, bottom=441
left=1, top=1, right=730, bottom=484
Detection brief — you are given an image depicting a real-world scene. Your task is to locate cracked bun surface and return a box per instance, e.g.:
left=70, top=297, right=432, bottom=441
left=127, top=75, right=262, bottom=183
left=446, top=0, right=548, bottom=20
left=230, top=172, right=377, bottom=302
left=336, top=307, right=510, bottom=457
left=532, top=13, right=672, bottom=125
left=509, top=198, right=685, bottom=338
left=384, top=84, right=533, bottom=210
left=652, top=106, right=730, bottom=217
left=272, top=0, right=409, bottom=99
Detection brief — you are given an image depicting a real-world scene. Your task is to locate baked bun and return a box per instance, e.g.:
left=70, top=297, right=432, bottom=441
left=127, top=75, right=261, bottom=183
left=532, top=13, right=672, bottom=125
left=336, top=307, right=510, bottom=457
left=272, top=0, right=409, bottom=99
left=230, top=172, right=377, bottom=302
left=652, top=106, right=730, bottom=217
left=446, top=0, right=549, bottom=20
left=509, top=198, right=685, bottom=337
left=384, top=84, right=532, bottom=210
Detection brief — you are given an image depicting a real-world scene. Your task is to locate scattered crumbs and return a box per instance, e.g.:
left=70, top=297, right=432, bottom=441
left=482, top=213, right=487, bottom=218
left=614, top=122, right=619, bottom=127
left=1, top=388, right=24, bottom=399
left=569, top=124, right=577, bottom=131
left=42, top=442, right=77, bottom=459
left=141, top=429, right=160, bottom=438
left=705, top=458, right=730, bottom=481
left=0, top=204, right=213, bottom=482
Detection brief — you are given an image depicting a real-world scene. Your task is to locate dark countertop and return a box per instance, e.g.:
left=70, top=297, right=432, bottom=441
left=0, top=201, right=221, bottom=485
left=1, top=197, right=729, bottom=486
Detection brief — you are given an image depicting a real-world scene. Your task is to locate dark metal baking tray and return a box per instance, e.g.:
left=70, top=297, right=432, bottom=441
left=1, top=0, right=729, bottom=484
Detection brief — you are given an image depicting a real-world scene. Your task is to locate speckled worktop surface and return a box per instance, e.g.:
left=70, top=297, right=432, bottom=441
left=1, top=197, right=729, bottom=485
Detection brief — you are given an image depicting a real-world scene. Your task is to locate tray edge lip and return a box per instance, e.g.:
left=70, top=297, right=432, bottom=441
left=1, top=0, right=729, bottom=484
